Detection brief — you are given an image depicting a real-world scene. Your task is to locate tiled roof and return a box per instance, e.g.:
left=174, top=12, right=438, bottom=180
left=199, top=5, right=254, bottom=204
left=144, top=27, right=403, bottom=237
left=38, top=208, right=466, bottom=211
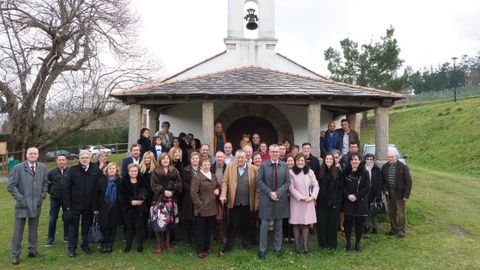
left=112, top=66, right=404, bottom=99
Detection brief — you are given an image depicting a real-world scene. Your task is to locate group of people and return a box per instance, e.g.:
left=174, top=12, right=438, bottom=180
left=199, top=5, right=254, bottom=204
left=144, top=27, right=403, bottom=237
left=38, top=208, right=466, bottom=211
left=6, top=119, right=412, bottom=265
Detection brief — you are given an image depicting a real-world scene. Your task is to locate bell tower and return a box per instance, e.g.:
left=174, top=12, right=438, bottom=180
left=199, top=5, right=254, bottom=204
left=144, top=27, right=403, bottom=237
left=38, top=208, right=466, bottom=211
left=225, top=0, right=277, bottom=50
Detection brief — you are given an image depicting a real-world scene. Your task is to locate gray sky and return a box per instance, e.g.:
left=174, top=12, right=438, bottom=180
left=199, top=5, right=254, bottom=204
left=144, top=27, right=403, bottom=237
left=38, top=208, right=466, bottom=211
left=132, top=0, right=480, bottom=77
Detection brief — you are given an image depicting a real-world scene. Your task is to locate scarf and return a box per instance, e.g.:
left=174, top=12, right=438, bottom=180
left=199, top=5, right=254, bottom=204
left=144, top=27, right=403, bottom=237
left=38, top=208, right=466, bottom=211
left=104, top=176, right=117, bottom=209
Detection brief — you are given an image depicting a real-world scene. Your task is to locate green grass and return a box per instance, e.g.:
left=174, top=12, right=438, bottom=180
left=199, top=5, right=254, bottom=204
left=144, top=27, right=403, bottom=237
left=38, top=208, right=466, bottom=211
left=1, top=163, right=479, bottom=269
left=362, top=97, right=480, bottom=176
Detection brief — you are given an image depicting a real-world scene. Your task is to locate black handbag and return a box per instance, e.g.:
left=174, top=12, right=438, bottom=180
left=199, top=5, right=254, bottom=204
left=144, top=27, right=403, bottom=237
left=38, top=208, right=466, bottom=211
left=369, top=198, right=386, bottom=215
left=87, top=214, right=103, bottom=243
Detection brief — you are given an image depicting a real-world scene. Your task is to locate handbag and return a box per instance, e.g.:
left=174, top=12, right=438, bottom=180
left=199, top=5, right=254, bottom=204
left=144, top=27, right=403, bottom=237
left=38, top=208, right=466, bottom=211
left=87, top=214, right=103, bottom=244
left=369, top=198, right=386, bottom=215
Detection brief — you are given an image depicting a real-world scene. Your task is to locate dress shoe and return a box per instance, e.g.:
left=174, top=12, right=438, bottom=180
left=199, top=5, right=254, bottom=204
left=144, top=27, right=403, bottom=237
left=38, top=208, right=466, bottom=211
left=275, top=249, right=282, bottom=257
left=258, top=251, right=266, bottom=260
left=207, top=248, right=214, bottom=254
left=294, top=245, right=302, bottom=254
left=197, top=252, right=206, bottom=259
left=68, top=251, right=76, bottom=257
left=124, top=245, right=131, bottom=253
left=355, top=242, right=361, bottom=251
left=137, top=245, right=143, bottom=253
left=371, top=228, right=378, bottom=234
left=386, top=230, right=397, bottom=236
left=154, top=247, right=163, bottom=254
left=218, top=247, right=230, bottom=256
left=345, top=242, right=352, bottom=251
left=44, top=239, right=54, bottom=247
left=11, top=255, right=20, bottom=265
left=28, top=251, right=43, bottom=257
left=397, top=231, right=406, bottom=238
left=101, top=244, right=108, bottom=253
left=81, top=245, right=93, bottom=254
left=106, top=244, right=113, bottom=253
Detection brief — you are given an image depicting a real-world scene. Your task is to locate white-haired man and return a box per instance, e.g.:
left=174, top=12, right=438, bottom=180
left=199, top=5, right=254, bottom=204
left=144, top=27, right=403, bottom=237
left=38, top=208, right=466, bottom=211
left=63, top=150, right=100, bottom=257
left=8, top=147, right=48, bottom=265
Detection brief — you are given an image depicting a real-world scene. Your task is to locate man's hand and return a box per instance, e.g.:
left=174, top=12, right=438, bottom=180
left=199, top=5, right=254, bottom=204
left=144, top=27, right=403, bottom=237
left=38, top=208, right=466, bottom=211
left=270, top=192, right=278, bottom=201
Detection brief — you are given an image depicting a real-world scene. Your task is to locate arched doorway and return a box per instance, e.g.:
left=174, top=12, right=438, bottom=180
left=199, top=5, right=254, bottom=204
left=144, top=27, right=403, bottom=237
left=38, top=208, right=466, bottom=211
left=226, top=116, right=278, bottom=150
left=216, top=104, right=294, bottom=150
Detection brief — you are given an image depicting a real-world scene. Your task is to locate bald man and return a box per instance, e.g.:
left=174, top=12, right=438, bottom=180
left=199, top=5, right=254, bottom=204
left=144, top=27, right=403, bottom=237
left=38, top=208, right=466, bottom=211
left=8, top=148, right=49, bottom=265
left=381, top=149, right=412, bottom=238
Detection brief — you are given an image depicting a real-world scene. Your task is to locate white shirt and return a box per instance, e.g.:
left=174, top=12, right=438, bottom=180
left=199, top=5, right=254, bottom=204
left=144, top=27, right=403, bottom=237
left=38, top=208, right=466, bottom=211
left=132, top=157, right=140, bottom=165
left=225, top=154, right=235, bottom=165
left=237, top=163, right=247, bottom=176
left=342, top=131, right=350, bottom=156
left=201, top=171, right=212, bottom=180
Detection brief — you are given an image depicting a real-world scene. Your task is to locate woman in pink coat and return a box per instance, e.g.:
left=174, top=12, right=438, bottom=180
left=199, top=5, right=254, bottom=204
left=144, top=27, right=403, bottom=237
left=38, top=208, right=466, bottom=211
left=289, top=153, right=319, bottom=254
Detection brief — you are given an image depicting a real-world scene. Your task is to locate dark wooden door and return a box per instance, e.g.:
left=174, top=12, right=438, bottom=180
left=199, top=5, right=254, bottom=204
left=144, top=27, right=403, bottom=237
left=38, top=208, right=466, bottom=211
left=226, top=116, right=278, bottom=151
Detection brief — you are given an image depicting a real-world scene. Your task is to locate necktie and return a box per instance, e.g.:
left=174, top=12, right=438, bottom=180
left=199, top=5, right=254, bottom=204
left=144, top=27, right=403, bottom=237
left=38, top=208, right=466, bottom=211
left=273, top=162, right=278, bottom=190
left=82, top=165, right=88, bottom=172
left=31, top=165, right=35, bottom=176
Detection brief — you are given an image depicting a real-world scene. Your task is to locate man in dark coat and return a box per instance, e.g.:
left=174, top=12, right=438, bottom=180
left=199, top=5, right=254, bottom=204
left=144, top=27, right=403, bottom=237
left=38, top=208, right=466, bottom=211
left=121, top=143, right=142, bottom=178
left=45, top=154, right=69, bottom=247
left=341, top=142, right=364, bottom=169
left=7, top=147, right=48, bottom=265
left=63, top=150, right=100, bottom=257
left=382, top=150, right=412, bottom=238
left=256, top=144, right=290, bottom=260
left=302, top=143, right=321, bottom=179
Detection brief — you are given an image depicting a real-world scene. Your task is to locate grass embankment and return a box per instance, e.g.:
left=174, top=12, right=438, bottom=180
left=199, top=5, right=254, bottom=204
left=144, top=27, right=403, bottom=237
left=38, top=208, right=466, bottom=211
left=362, top=97, right=480, bottom=176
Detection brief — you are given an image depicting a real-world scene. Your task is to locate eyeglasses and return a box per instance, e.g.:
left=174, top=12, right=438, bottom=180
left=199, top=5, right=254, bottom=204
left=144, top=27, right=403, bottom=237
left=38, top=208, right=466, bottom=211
left=366, top=158, right=374, bottom=161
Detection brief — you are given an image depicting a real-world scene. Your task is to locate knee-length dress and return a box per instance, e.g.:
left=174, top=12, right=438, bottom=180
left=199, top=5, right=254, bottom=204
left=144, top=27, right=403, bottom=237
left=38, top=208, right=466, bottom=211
left=149, top=166, right=182, bottom=232
left=288, top=169, right=319, bottom=225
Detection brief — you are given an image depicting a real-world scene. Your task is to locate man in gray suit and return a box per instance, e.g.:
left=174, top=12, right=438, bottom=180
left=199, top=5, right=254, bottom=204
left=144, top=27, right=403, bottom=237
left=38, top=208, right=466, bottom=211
left=256, top=144, right=290, bottom=260
left=7, top=147, right=48, bottom=265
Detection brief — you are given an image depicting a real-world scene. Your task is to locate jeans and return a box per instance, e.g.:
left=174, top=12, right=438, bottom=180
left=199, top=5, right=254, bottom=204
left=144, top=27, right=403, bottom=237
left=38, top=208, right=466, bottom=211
left=47, top=198, right=68, bottom=242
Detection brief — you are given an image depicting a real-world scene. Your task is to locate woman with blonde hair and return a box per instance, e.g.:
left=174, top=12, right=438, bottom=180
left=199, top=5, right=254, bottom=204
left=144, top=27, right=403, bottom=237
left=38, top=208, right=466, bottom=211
left=139, top=151, right=156, bottom=239
left=168, top=147, right=184, bottom=173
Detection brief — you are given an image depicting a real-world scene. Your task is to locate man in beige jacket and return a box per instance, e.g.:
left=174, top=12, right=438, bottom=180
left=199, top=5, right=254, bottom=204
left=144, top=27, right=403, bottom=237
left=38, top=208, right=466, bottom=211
left=219, top=149, right=259, bottom=256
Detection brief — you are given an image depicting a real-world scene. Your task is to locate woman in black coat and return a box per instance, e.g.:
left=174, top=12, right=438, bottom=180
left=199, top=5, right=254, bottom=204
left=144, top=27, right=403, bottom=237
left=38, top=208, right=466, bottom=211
left=137, top=128, right=152, bottom=157
left=119, top=163, right=148, bottom=252
left=341, top=153, right=369, bottom=251
left=316, top=153, right=343, bottom=249
left=364, top=153, right=383, bottom=234
left=93, top=162, right=122, bottom=253
left=139, top=151, right=156, bottom=239
left=181, top=151, right=200, bottom=245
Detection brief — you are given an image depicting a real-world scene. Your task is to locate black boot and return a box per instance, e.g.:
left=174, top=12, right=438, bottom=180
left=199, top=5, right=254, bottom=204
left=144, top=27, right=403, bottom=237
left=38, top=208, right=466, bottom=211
left=345, top=241, right=352, bottom=251
left=355, top=242, right=361, bottom=251
left=124, top=242, right=132, bottom=253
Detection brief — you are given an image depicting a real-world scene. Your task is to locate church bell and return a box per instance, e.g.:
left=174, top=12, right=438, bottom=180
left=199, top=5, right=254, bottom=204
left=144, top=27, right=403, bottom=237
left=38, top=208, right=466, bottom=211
left=244, top=8, right=258, bottom=30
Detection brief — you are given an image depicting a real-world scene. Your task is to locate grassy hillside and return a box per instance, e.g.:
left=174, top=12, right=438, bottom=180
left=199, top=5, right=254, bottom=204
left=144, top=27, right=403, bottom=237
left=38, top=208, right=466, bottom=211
left=361, top=97, right=480, bottom=176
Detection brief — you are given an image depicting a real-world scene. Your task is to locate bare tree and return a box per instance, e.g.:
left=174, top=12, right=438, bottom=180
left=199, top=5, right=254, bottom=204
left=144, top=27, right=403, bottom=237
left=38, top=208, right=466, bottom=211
left=0, top=0, right=159, bottom=157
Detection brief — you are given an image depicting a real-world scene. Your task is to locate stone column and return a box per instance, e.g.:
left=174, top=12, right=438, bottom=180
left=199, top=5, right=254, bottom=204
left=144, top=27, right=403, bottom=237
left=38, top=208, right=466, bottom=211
left=375, top=107, right=389, bottom=165
left=307, top=102, right=321, bottom=157
left=148, top=110, right=159, bottom=133
left=128, top=104, right=142, bottom=150
left=202, top=102, right=214, bottom=155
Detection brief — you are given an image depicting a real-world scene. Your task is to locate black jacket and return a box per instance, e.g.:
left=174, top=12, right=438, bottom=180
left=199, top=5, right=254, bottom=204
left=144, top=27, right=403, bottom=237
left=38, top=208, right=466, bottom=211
left=119, top=177, right=149, bottom=216
left=342, top=167, right=370, bottom=216
left=306, top=154, right=321, bottom=180
left=63, top=163, right=100, bottom=211
left=317, top=165, right=342, bottom=209
left=366, top=165, right=383, bottom=203
left=92, top=175, right=122, bottom=227
left=138, top=137, right=152, bottom=156
left=48, top=166, right=69, bottom=200
left=381, top=161, right=412, bottom=199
